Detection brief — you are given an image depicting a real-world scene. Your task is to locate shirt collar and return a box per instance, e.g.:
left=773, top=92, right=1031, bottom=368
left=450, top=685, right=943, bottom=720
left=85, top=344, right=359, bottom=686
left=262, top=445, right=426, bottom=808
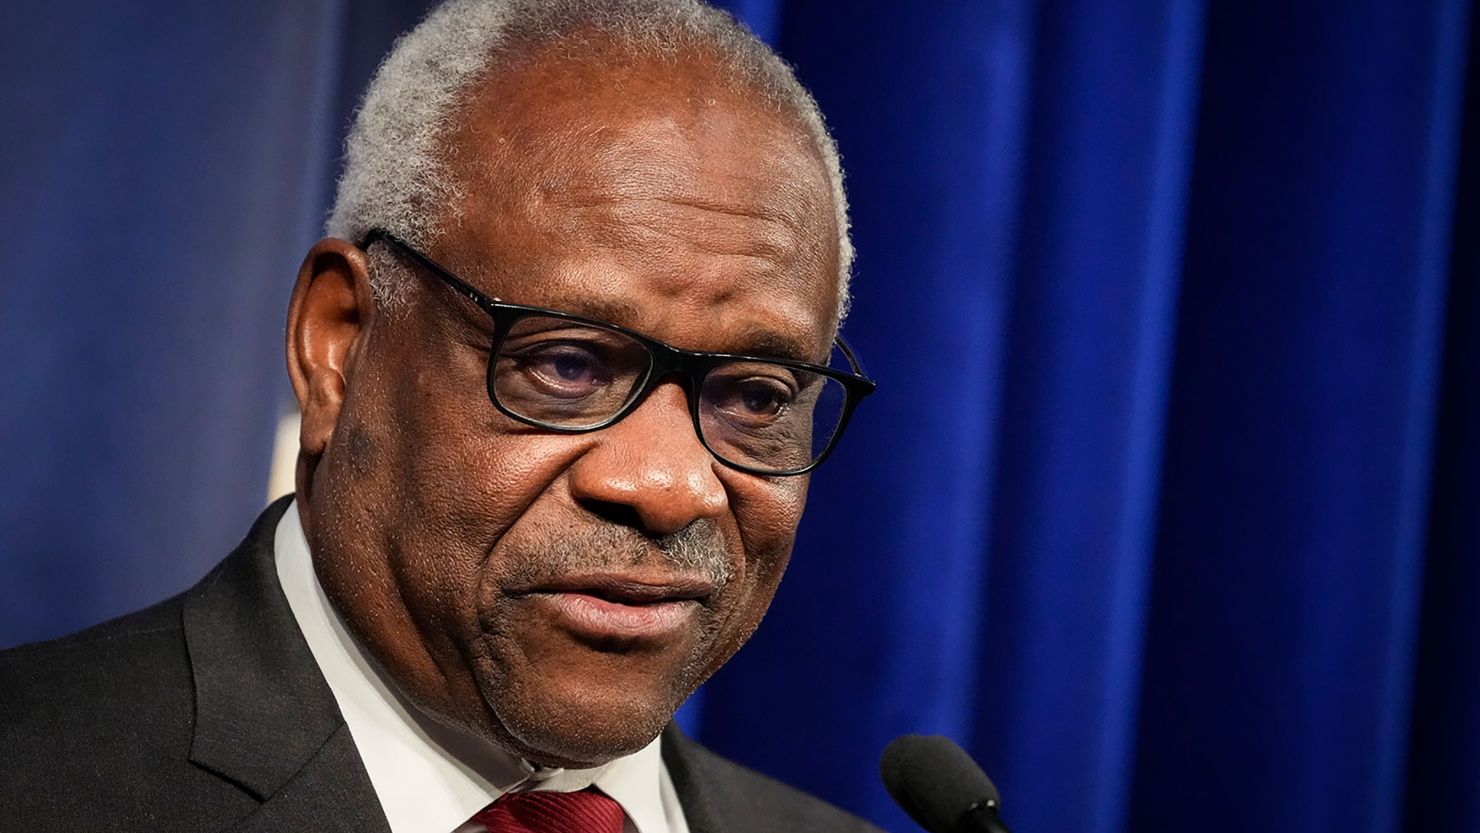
left=274, top=499, right=672, bottom=833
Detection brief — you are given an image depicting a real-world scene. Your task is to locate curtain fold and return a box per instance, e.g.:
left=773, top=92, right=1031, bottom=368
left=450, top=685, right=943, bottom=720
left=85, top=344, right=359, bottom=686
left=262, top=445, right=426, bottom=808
left=1127, top=3, right=1470, bottom=831
left=0, top=2, right=347, bottom=646
left=1, top=2, right=1475, bottom=832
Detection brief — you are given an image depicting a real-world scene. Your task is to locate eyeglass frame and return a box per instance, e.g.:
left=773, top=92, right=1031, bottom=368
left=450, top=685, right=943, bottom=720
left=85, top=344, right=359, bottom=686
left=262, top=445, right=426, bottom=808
left=358, top=228, right=877, bottom=476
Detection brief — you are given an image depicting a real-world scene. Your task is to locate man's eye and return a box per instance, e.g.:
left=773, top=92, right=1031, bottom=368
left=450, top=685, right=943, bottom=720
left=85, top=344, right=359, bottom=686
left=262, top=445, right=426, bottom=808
left=518, top=344, right=609, bottom=393
left=550, top=352, right=593, bottom=382
left=714, top=377, right=795, bottom=422
left=739, top=382, right=789, bottom=415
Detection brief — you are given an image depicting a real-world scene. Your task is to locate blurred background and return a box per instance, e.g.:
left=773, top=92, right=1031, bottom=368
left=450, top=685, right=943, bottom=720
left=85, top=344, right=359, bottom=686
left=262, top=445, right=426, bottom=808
left=1, top=2, right=1476, bottom=832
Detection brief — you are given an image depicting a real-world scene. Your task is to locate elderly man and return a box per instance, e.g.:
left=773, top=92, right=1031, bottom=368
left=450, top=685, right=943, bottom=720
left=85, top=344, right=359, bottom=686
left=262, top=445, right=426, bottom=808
left=0, top=0, right=876, bottom=830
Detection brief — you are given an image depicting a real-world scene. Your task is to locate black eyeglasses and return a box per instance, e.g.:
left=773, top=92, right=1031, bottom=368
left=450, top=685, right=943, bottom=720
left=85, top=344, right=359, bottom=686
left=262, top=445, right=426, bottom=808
left=360, top=229, right=876, bottom=476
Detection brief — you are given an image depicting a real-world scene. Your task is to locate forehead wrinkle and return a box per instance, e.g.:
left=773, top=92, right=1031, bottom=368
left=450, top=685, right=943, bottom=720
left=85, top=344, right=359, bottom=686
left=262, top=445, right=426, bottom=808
left=546, top=200, right=803, bottom=268
left=519, top=133, right=824, bottom=246
left=527, top=147, right=828, bottom=281
left=452, top=150, right=821, bottom=283
left=534, top=140, right=820, bottom=225
left=497, top=159, right=828, bottom=309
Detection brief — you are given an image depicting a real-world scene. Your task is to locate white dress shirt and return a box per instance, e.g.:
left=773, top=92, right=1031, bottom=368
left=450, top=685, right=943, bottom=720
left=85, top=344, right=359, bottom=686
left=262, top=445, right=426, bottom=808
left=274, top=500, right=690, bottom=833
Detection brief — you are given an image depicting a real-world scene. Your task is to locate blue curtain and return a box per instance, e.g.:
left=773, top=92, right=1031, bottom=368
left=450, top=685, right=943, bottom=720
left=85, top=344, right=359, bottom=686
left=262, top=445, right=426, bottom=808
left=2, top=3, right=1475, bottom=832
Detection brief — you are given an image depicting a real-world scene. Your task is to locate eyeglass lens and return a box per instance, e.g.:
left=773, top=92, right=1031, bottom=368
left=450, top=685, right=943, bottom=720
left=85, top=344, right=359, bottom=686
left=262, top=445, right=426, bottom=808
left=489, top=315, right=849, bottom=474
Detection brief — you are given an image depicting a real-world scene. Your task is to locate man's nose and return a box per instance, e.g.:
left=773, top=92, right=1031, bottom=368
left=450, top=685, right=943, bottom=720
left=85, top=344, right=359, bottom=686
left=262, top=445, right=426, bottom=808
left=565, top=382, right=729, bottom=535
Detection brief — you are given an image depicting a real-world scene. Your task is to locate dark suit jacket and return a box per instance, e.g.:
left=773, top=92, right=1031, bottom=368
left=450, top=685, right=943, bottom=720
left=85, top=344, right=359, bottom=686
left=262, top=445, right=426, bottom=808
left=0, top=497, right=881, bottom=832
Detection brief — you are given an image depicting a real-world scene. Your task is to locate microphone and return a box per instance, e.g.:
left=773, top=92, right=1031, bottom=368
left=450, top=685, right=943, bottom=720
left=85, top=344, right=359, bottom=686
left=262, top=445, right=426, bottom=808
left=880, top=734, right=1014, bottom=833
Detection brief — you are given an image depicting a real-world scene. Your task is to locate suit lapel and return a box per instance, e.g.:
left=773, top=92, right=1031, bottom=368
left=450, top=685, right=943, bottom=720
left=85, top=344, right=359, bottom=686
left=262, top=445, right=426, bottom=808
left=662, top=724, right=728, bottom=833
left=225, top=724, right=390, bottom=832
left=182, top=496, right=389, bottom=831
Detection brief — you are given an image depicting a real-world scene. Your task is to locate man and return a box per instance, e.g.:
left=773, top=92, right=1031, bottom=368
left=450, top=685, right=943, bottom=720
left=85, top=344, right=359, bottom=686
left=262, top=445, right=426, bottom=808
left=0, top=0, right=877, bottom=830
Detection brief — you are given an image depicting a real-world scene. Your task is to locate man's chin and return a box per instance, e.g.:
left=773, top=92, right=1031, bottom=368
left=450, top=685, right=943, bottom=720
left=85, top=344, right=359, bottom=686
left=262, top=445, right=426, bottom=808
left=467, top=594, right=713, bottom=767
left=464, top=632, right=706, bottom=768
left=482, top=673, right=684, bottom=769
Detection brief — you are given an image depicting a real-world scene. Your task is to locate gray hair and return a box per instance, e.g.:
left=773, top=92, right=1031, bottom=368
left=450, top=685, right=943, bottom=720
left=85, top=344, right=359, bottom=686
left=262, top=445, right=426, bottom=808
left=325, top=0, right=853, bottom=321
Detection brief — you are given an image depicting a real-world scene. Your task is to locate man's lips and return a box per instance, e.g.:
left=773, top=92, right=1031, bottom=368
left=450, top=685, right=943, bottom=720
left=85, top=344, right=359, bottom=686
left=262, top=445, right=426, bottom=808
left=523, top=573, right=716, bottom=603
left=511, top=574, right=715, bottom=642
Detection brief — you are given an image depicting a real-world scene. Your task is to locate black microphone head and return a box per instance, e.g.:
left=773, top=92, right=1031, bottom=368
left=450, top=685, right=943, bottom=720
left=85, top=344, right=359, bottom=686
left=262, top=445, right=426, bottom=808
left=880, top=734, right=1001, bottom=833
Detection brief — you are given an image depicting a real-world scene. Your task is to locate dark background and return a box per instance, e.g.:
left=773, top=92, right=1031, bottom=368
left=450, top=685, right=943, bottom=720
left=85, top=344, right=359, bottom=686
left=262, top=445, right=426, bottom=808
left=2, top=2, right=1476, bottom=832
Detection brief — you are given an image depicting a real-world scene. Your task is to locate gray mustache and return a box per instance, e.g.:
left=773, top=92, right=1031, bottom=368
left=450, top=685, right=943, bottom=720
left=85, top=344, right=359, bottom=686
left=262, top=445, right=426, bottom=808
left=513, top=518, right=732, bottom=588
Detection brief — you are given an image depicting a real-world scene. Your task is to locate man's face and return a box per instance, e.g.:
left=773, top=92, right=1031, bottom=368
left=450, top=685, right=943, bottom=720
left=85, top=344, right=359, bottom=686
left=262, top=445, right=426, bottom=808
left=290, top=49, right=840, bottom=768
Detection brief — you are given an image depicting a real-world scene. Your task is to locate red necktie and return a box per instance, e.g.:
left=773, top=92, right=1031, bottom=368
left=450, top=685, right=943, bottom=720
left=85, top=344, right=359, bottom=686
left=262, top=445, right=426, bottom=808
left=471, top=788, right=626, bottom=833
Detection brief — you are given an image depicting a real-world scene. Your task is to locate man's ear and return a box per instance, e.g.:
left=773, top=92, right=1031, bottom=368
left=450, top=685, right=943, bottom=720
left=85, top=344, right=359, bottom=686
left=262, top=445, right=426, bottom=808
left=285, top=238, right=377, bottom=462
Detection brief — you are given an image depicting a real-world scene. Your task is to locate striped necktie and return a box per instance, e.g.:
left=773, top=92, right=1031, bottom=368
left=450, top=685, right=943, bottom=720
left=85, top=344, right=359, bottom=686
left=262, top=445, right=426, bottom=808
left=470, top=788, right=626, bottom=833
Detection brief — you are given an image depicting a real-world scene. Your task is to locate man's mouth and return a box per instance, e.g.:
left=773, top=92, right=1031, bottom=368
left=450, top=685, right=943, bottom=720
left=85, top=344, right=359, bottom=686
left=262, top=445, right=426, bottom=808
left=515, top=574, right=716, bottom=643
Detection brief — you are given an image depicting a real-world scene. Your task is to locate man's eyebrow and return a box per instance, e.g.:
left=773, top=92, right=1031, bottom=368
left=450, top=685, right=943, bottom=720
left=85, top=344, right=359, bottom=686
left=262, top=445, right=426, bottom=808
left=533, top=297, right=821, bottom=362
left=727, top=329, right=822, bottom=363
left=533, top=297, right=643, bottom=326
